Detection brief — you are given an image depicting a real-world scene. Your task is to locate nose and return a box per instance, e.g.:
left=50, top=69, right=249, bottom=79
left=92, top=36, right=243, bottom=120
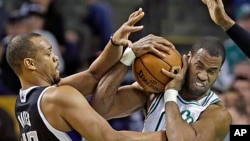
left=52, top=52, right=59, bottom=62
left=197, top=71, right=208, bottom=81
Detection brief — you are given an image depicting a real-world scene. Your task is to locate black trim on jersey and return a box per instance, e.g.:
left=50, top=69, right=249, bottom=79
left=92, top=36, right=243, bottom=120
left=15, top=86, right=59, bottom=141
left=226, top=23, right=250, bottom=58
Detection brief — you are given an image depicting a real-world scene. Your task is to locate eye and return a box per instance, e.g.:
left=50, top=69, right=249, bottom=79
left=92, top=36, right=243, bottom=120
left=47, top=52, right=52, bottom=56
left=208, top=69, right=217, bottom=75
left=195, top=65, right=202, bottom=70
left=208, top=70, right=215, bottom=75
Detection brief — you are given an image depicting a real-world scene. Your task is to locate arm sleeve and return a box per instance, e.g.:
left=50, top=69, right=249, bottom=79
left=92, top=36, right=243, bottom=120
left=226, top=23, right=250, bottom=58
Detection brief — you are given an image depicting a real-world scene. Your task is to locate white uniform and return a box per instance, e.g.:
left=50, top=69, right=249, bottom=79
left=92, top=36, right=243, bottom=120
left=142, top=91, right=220, bottom=132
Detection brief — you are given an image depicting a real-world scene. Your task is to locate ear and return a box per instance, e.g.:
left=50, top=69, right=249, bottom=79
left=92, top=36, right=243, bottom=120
left=23, top=58, right=36, bottom=70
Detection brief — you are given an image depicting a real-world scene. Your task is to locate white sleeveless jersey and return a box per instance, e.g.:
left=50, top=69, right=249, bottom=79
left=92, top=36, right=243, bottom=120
left=142, top=91, right=220, bottom=132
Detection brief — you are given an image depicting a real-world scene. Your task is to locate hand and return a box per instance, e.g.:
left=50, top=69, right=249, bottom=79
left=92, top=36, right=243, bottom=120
left=112, top=8, right=145, bottom=47
left=201, top=0, right=235, bottom=30
left=131, top=34, right=175, bottom=59
left=161, top=52, right=190, bottom=91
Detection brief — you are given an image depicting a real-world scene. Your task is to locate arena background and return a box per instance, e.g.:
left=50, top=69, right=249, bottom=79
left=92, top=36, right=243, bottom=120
left=4, top=0, right=228, bottom=54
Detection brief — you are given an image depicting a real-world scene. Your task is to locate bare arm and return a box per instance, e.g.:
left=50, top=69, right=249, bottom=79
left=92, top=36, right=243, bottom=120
left=43, top=85, right=167, bottom=141
left=165, top=102, right=231, bottom=141
left=90, top=34, right=175, bottom=119
left=58, top=8, right=145, bottom=96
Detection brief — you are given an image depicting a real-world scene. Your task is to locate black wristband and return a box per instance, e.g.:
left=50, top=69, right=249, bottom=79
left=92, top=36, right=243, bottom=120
left=110, top=35, right=120, bottom=46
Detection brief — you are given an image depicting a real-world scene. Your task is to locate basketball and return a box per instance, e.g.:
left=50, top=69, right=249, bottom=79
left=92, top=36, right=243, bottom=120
left=132, top=48, right=182, bottom=93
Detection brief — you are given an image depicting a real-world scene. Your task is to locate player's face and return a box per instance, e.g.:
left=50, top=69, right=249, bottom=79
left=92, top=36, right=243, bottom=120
left=31, top=36, right=60, bottom=84
left=186, top=49, right=222, bottom=97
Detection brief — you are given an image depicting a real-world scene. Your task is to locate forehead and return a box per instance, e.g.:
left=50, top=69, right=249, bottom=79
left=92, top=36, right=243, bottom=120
left=31, top=36, right=51, bottom=50
left=192, top=49, right=223, bottom=68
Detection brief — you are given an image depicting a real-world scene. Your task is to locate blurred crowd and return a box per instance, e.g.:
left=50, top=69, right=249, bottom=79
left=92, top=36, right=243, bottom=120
left=0, top=0, right=115, bottom=94
left=0, top=0, right=250, bottom=140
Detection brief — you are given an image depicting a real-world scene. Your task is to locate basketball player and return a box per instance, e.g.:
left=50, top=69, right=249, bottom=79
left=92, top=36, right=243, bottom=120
left=8, top=8, right=172, bottom=140
left=202, top=0, right=250, bottom=57
left=90, top=36, right=232, bottom=140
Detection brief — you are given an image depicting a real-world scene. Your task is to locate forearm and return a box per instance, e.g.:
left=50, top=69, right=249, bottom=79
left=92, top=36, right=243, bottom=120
left=118, top=130, right=167, bottom=141
left=226, top=23, right=250, bottom=58
left=165, top=102, right=196, bottom=141
left=90, top=62, right=129, bottom=116
left=89, top=41, right=123, bottom=79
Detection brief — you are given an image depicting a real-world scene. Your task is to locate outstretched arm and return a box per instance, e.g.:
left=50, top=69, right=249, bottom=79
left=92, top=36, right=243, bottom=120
left=91, top=34, right=175, bottom=119
left=202, top=0, right=250, bottom=57
left=45, top=85, right=167, bottom=141
left=59, top=8, right=145, bottom=95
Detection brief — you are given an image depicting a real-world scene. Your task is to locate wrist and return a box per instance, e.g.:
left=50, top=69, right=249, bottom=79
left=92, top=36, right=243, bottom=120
left=110, top=34, right=120, bottom=47
left=219, top=17, right=235, bottom=31
left=164, top=89, right=178, bottom=103
left=120, top=47, right=136, bottom=66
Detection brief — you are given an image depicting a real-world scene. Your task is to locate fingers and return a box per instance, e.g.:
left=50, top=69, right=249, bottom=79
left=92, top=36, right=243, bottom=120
left=111, top=8, right=144, bottom=45
left=152, top=35, right=175, bottom=49
left=180, top=53, right=190, bottom=74
left=128, top=8, right=143, bottom=19
left=123, top=26, right=144, bottom=34
left=131, top=34, right=175, bottom=58
left=161, top=65, right=182, bottom=78
left=151, top=47, right=168, bottom=58
left=127, top=8, right=145, bottom=26
left=161, top=53, right=190, bottom=79
left=141, top=34, right=175, bottom=56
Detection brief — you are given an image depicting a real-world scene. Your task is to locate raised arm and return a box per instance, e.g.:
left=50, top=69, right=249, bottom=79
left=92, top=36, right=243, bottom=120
left=90, top=34, right=175, bottom=119
left=202, top=0, right=250, bottom=57
left=59, top=8, right=145, bottom=95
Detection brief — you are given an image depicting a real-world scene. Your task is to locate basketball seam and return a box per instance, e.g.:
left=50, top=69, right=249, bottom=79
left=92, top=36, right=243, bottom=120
left=139, top=58, right=166, bottom=85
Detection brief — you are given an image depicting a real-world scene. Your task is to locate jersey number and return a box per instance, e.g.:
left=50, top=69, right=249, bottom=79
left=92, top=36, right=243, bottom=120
left=181, top=110, right=194, bottom=124
left=21, top=131, right=38, bottom=141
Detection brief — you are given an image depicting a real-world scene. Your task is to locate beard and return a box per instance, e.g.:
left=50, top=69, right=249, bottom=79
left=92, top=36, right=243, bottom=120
left=54, top=77, right=61, bottom=85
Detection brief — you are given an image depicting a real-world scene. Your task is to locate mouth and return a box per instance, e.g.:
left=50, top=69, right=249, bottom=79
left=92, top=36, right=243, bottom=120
left=193, top=81, right=205, bottom=90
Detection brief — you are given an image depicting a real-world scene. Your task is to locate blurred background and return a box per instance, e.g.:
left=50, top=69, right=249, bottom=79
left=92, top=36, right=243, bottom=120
left=0, top=0, right=250, bottom=140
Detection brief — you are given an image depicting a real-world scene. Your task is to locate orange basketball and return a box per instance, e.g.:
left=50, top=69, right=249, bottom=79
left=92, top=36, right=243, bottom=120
left=132, top=48, right=182, bottom=93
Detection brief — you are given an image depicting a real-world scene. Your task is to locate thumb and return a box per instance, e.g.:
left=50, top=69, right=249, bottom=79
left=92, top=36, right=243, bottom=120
left=119, top=39, right=132, bottom=47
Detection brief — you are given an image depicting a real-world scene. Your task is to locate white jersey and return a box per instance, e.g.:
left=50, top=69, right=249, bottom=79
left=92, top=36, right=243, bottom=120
left=142, top=91, right=220, bottom=132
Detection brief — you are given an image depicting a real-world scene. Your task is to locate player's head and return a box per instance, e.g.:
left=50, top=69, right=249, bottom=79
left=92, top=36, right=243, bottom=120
left=184, top=36, right=225, bottom=97
left=6, top=32, right=60, bottom=85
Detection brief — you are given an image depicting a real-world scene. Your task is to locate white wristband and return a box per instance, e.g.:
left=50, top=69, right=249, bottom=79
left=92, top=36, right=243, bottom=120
left=164, top=89, right=178, bottom=103
left=120, top=47, right=136, bottom=66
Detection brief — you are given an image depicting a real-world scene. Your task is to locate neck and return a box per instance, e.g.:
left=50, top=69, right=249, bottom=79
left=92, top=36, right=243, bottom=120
left=179, top=88, right=210, bottom=101
left=19, top=77, right=51, bottom=90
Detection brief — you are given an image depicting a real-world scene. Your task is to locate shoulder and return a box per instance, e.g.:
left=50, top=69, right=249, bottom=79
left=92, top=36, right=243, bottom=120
left=42, top=85, right=84, bottom=107
left=198, top=102, right=232, bottom=139
left=201, top=102, right=231, bottom=121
